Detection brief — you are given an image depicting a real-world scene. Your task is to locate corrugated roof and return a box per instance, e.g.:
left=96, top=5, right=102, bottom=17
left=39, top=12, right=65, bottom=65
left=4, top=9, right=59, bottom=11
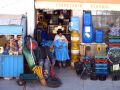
left=0, top=14, right=22, bottom=25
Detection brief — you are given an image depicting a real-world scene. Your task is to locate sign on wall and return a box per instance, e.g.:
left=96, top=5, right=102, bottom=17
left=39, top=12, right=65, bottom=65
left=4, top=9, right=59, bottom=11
left=35, top=1, right=120, bottom=11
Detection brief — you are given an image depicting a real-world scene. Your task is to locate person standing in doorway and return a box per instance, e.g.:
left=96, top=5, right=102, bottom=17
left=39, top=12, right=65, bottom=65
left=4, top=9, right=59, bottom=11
left=54, top=29, right=69, bottom=68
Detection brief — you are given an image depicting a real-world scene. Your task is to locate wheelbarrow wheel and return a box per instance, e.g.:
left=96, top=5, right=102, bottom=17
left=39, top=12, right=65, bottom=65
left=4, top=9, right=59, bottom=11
left=17, top=79, right=26, bottom=86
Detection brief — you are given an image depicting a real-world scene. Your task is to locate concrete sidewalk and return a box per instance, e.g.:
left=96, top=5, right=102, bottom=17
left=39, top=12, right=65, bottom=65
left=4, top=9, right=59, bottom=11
left=0, top=67, right=120, bottom=90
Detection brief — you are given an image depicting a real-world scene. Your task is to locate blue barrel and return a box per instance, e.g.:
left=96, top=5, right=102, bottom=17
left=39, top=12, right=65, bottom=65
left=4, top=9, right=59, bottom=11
left=82, top=25, right=94, bottom=43
left=70, top=16, right=80, bottom=31
left=95, top=30, right=104, bottom=43
left=83, top=11, right=92, bottom=26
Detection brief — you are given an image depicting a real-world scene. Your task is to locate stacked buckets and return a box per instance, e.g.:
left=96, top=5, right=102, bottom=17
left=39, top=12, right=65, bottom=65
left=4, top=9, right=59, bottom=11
left=70, top=17, right=80, bottom=66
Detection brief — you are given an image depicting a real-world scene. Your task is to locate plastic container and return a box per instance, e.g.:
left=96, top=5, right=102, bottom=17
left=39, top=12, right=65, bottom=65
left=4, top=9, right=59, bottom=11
left=82, top=25, right=94, bottom=43
left=83, top=11, right=92, bottom=26
left=95, top=30, right=104, bottom=43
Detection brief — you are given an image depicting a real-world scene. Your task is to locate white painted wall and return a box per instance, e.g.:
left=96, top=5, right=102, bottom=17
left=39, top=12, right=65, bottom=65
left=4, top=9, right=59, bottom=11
left=0, top=0, right=35, bottom=36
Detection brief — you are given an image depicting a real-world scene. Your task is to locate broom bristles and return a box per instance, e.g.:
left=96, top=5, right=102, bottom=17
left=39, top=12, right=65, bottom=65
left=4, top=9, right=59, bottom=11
left=40, top=79, right=46, bottom=86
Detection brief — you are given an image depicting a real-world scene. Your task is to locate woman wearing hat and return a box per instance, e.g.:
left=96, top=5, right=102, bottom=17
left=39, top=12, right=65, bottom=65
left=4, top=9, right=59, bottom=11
left=54, top=29, right=69, bottom=68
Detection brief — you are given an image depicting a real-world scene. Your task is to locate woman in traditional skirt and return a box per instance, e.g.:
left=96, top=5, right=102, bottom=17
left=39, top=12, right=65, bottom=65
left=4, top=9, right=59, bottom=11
left=54, top=29, right=69, bottom=68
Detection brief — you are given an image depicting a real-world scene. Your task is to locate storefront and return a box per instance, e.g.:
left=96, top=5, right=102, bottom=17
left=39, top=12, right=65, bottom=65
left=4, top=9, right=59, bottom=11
left=34, top=0, right=120, bottom=80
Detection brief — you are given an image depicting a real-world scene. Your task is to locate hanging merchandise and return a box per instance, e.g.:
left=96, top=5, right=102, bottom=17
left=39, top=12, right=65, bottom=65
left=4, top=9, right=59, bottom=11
left=70, top=16, right=80, bottom=31
left=83, top=11, right=92, bottom=26
left=95, top=30, right=104, bottom=43
left=109, top=26, right=120, bottom=36
left=108, top=47, right=120, bottom=81
left=41, top=30, right=48, bottom=40
left=82, top=26, right=94, bottom=43
left=108, top=47, right=120, bottom=63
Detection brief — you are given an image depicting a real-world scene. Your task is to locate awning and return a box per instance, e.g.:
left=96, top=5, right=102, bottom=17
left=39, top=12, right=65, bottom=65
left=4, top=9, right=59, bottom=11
left=0, top=25, right=23, bottom=35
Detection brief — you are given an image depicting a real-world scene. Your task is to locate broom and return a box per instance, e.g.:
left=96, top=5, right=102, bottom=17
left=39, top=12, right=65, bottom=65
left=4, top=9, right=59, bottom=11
left=32, top=66, right=46, bottom=86
left=29, top=38, right=46, bottom=86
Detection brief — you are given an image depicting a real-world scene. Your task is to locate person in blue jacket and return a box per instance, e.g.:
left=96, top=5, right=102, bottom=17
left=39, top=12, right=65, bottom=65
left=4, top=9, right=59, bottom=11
left=54, top=29, right=69, bottom=68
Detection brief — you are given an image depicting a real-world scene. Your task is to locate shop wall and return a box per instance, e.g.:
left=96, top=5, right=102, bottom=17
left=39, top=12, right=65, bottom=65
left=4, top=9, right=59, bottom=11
left=0, top=0, right=35, bottom=36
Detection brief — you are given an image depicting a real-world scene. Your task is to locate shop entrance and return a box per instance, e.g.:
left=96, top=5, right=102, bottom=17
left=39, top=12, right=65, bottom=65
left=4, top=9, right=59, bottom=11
left=34, top=9, right=72, bottom=67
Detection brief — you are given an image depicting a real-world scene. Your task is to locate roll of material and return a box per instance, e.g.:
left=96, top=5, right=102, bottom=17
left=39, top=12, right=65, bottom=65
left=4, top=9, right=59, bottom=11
left=95, top=63, right=108, bottom=67
left=96, top=71, right=108, bottom=75
left=95, top=59, right=108, bottom=63
left=71, top=31, right=80, bottom=43
left=109, top=39, right=120, bottom=43
left=109, top=35, right=120, bottom=39
left=108, top=43, right=120, bottom=46
left=95, top=55, right=107, bottom=59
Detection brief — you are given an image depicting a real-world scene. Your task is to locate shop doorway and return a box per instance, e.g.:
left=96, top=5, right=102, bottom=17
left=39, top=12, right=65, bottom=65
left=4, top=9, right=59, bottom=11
left=34, top=9, right=72, bottom=67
